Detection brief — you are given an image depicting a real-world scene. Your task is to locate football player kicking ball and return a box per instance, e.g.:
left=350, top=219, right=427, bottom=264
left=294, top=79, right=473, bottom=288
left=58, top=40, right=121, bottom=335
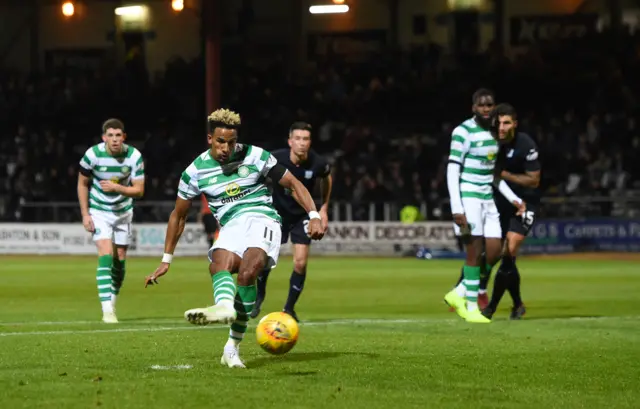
left=482, top=103, right=541, bottom=320
left=144, top=109, right=324, bottom=368
left=251, top=122, right=332, bottom=322
left=77, top=119, right=145, bottom=323
left=444, top=89, right=526, bottom=323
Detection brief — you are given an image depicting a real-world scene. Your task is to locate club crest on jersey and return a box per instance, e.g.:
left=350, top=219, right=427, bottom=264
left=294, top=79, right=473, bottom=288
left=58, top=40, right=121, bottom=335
left=487, top=152, right=496, bottom=161
left=121, top=166, right=130, bottom=174
left=305, top=170, right=313, bottom=179
left=237, top=166, right=250, bottom=178
left=225, top=182, right=241, bottom=197
left=507, top=149, right=515, bottom=158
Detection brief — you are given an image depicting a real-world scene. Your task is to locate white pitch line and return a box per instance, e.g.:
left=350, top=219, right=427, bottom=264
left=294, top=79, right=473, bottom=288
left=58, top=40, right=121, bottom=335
left=150, top=364, right=193, bottom=370
left=0, top=319, right=428, bottom=337
left=0, top=316, right=637, bottom=338
left=0, top=326, right=211, bottom=337
left=2, top=315, right=639, bottom=328
left=0, top=318, right=183, bottom=327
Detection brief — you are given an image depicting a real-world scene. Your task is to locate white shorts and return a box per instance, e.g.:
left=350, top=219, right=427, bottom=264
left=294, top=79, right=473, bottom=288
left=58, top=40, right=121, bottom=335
left=208, top=213, right=282, bottom=269
left=90, top=209, right=133, bottom=245
left=453, top=198, right=501, bottom=238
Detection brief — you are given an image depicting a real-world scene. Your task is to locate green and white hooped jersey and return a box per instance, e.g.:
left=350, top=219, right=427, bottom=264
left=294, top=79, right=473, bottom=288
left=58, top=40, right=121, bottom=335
left=448, top=117, right=499, bottom=201
left=79, top=143, right=145, bottom=214
left=177, top=144, right=282, bottom=227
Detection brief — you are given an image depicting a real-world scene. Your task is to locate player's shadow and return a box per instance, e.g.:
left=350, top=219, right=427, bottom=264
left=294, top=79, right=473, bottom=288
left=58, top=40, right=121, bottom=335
left=518, top=314, right=604, bottom=321
left=247, top=351, right=379, bottom=369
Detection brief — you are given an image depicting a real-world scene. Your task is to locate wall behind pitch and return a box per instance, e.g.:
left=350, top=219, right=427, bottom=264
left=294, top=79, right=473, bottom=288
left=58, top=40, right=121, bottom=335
left=38, top=1, right=201, bottom=73
left=0, top=3, right=34, bottom=71
left=1, top=0, right=201, bottom=73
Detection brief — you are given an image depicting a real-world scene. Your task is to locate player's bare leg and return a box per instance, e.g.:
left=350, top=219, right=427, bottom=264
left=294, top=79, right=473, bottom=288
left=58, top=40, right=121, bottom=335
left=445, top=235, right=490, bottom=322
left=253, top=242, right=306, bottom=321
left=110, top=244, right=128, bottom=314
left=505, top=233, right=527, bottom=319
left=484, top=232, right=527, bottom=319
left=477, top=237, right=502, bottom=310
left=95, top=239, right=117, bottom=323
left=184, top=249, right=241, bottom=326
left=477, top=251, right=491, bottom=310
left=220, top=247, right=269, bottom=368
left=451, top=250, right=490, bottom=311
left=446, top=236, right=479, bottom=317
left=282, top=244, right=309, bottom=322
left=252, top=265, right=271, bottom=319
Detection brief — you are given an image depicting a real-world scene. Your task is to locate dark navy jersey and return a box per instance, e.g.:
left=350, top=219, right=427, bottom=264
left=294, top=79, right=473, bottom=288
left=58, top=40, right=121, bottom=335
left=494, top=132, right=541, bottom=205
left=271, top=148, right=331, bottom=218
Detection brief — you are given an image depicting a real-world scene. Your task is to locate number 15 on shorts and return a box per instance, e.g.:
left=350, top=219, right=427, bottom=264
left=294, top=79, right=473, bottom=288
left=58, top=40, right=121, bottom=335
left=522, top=211, right=535, bottom=229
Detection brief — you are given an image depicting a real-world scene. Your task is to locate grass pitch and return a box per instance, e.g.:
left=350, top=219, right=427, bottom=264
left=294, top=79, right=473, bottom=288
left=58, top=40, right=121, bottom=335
left=0, top=255, right=639, bottom=409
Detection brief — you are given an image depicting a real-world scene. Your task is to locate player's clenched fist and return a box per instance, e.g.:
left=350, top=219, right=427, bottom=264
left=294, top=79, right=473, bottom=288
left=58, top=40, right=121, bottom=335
left=453, top=213, right=468, bottom=228
left=82, top=215, right=95, bottom=233
left=307, top=218, right=324, bottom=240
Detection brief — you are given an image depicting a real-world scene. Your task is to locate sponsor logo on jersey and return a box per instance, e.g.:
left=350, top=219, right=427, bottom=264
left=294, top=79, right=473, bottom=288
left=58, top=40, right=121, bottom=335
left=224, top=182, right=241, bottom=197
left=221, top=189, right=249, bottom=204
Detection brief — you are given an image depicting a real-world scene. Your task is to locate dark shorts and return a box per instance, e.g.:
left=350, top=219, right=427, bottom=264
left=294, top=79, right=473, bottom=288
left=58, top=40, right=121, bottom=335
left=498, top=203, right=537, bottom=238
left=281, top=214, right=311, bottom=245
left=202, top=213, right=218, bottom=235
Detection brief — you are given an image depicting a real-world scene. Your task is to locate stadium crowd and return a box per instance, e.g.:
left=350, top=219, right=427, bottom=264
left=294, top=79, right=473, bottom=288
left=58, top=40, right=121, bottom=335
left=2, top=29, right=640, bottom=222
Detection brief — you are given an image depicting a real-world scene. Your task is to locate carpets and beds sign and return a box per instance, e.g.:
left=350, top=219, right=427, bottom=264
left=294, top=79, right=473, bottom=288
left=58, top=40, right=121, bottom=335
left=521, top=220, right=640, bottom=254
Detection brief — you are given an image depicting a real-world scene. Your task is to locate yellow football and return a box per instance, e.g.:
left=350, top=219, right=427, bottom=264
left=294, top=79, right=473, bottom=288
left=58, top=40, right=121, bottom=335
left=255, top=311, right=299, bottom=355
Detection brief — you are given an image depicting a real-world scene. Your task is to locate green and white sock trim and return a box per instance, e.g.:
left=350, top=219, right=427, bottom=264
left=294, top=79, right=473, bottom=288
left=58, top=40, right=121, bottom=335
left=463, top=265, right=481, bottom=311
left=227, top=285, right=256, bottom=347
left=96, top=255, right=113, bottom=313
left=212, top=271, right=236, bottom=308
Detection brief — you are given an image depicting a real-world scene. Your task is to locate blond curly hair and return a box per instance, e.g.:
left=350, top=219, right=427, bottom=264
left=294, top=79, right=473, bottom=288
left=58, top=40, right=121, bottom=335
left=207, top=109, right=241, bottom=132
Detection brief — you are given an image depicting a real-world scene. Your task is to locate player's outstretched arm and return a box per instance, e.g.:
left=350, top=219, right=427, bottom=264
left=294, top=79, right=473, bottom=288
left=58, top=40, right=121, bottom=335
left=144, top=197, right=191, bottom=287
left=275, top=170, right=324, bottom=240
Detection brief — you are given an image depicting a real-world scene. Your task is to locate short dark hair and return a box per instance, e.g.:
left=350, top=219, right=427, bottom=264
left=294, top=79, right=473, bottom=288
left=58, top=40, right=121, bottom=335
left=102, top=118, right=125, bottom=134
left=493, top=103, right=517, bottom=120
left=289, top=121, right=312, bottom=134
left=472, top=88, right=495, bottom=104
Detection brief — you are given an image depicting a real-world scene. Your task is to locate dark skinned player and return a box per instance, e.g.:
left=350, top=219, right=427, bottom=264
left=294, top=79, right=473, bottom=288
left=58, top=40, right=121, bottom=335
left=444, top=89, right=526, bottom=323
left=143, top=110, right=324, bottom=368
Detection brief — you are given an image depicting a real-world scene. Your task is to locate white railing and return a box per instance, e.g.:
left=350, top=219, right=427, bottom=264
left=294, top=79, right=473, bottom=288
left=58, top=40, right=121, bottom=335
left=7, top=196, right=640, bottom=222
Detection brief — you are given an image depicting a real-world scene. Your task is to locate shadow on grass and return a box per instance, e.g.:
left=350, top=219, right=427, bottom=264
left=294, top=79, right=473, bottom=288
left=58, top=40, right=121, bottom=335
left=246, top=351, right=379, bottom=369
left=513, top=314, right=605, bottom=321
